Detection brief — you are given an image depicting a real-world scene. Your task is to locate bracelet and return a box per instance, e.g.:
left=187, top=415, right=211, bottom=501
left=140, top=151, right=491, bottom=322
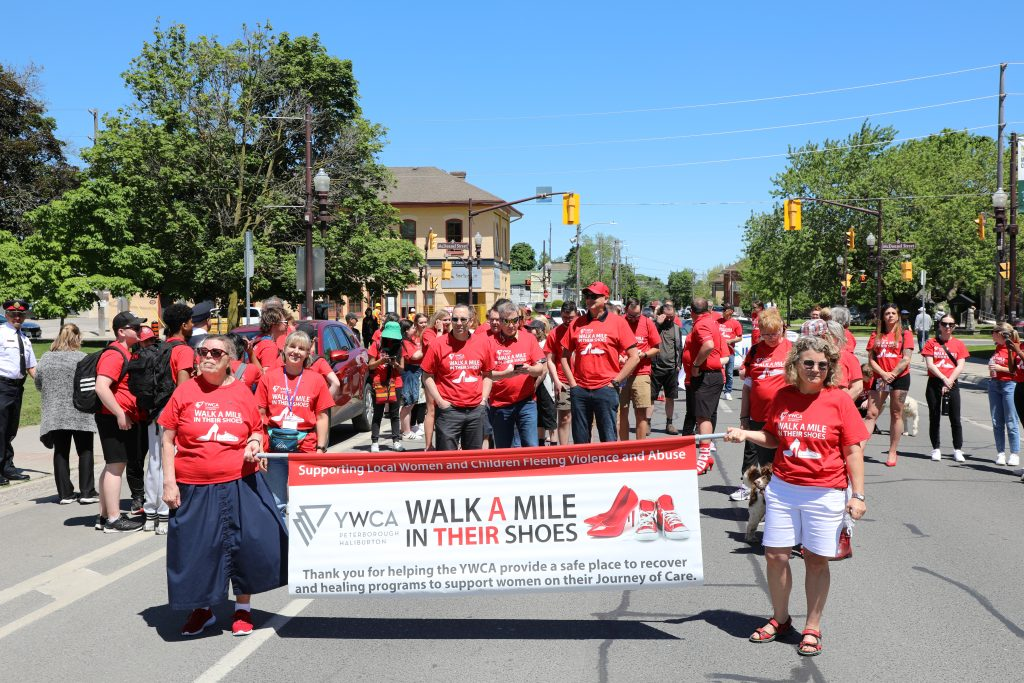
left=739, top=415, right=749, bottom=420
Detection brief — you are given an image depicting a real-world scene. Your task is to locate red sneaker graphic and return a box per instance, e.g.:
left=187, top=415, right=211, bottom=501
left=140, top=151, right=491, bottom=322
left=656, top=494, right=690, bottom=540
left=634, top=499, right=659, bottom=541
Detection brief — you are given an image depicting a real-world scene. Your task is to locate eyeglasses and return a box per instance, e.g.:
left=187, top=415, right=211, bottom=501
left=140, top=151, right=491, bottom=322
left=196, top=348, right=228, bottom=360
left=940, top=322, right=955, bottom=327
left=761, top=331, right=782, bottom=338
left=501, top=317, right=520, bottom=325
left=451, top=317, right=469, bottom=323
left=582, top=292, right=598, bottom=299
left=801, top=360, right=829, bottom=372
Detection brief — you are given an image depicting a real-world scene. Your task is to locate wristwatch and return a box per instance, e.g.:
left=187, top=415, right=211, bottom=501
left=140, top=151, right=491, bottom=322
left=611, top=379, right=623, bottom=390
left=316, top=446, right=328, bottom=453
left=850, top=492, right=866, bottom=502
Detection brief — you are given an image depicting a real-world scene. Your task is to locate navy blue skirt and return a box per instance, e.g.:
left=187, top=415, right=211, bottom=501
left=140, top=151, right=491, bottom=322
left=166, top=473, right=288, bottom=610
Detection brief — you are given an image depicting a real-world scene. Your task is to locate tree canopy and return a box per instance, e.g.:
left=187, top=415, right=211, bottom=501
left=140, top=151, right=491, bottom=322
left=510, top=241, right=536, bottom=270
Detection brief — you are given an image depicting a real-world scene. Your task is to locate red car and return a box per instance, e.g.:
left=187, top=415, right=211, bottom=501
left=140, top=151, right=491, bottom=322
left=230, top=321, right=373, bottom=432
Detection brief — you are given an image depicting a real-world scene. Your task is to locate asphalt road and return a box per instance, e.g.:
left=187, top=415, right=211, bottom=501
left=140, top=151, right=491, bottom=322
left=1, top=355, right=1022, bottom=681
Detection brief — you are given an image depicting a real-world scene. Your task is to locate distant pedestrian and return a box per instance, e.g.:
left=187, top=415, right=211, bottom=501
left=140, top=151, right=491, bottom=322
left=651, top=302, right=683, bottom=435
left=361, top=307, right=378, bottom=347
left=0, top=299, right=37, bottom=486
left=187, top=301, right=214, bottom=349
left=922, top=315, right=967, bottom=462
left=914, top=307, right=932, bottom=352
left=35, top=324, right=98, bottom=504
left=544, top=300, right=578, bottom=445
left=685, top=297, right=725, bottom=474
left=718, top=304, right=743, bottom=401
left=987, top=323, right=1020, bottom=467
left=863, top=302, right=914, bottom=467
left=345, top=312, right=359, bottom=330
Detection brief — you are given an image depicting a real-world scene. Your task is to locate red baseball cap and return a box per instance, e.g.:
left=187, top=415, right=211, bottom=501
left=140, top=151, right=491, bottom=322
left=582, top=281, right=611, bottom=298
left=138, top=326, right=156, bottom=342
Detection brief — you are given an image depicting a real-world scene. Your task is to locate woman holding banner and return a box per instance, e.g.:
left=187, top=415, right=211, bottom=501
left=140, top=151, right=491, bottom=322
left=725, top=335, right=867, bottom=657
left=159, top=335, right=287, bottom=637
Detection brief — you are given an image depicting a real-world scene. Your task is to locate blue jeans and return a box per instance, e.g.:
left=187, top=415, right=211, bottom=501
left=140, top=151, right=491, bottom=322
left=989, top=380, right=1020, bottom=454
left=570, top=385, right=619, bottom=443
left=489, top=400, right=538, bottom=449
left=723, top=354, right=735, bottom=394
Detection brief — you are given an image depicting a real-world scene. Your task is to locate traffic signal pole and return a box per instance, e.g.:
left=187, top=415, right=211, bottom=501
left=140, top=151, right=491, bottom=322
left=1010, top=133, right=1019, bottom=320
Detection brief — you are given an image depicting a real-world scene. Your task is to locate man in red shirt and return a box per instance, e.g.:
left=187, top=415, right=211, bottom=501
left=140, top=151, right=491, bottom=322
left=718, top=304, right=743, bottom=401
left=750, top=301, right=764, bottom=345
left=618, top=298, right=660, bottom=441
left=545, top=300, right=578, bottom=445
left=686, top=297, right=724, bottom=474
left=484, top=301, right=547, bottom=448
left=422, top=304, right=493, bottom=450
left=561, top=282, right=640, bottom=443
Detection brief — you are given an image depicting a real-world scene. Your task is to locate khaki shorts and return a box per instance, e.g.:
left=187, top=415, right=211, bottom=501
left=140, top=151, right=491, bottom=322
left=556, top=385, right=572, bottom=412
left=621, top=374, right=652, bottom=409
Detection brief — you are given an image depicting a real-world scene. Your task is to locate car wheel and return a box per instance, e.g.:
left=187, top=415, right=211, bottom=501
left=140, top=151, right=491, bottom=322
left=351, top=383, right=374, bottom=432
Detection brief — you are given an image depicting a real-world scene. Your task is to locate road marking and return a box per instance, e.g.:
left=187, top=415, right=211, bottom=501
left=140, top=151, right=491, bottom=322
left=0, top=546, right=164, bottom=641
left=194, top=599, right=313, bottom=683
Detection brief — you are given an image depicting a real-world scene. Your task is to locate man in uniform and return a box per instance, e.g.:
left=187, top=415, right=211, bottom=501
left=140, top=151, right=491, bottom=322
left=187, top=300, right=214, bottom=349
left=0, top=299, right=37, bottom=484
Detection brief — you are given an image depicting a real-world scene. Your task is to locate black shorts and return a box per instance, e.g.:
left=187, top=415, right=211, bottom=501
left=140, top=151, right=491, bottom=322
left=873, top=373, right=910, bottom=392
left=691, top=371, right=724, bottom=420
left=96, top=413, right=142, bottom=465
left=536, top=384, right=558, bottom=431
left=650, top=368, right=680, bottom=400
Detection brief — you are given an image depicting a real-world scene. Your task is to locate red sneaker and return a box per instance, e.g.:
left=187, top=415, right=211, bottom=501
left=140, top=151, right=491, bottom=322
left=232, top=609, right=254, bottom=636
left=181, top=607, right=215, bottom=636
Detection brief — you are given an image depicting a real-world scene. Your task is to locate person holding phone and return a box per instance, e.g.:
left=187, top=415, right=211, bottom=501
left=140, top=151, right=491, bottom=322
left=367, top=321, right=405, bottom=452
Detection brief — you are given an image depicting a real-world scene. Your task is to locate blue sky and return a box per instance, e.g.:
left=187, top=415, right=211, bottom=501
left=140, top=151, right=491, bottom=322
left=3, top=1, right=1020, bottom=281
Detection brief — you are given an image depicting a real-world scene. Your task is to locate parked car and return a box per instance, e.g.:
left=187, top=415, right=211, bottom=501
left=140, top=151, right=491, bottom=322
left=0, top=314, right=42, bottom=339
left=211, top=306, right=261, bottom=333
left=231, top=321, right=372, bottom=432
left=731, top=318, right=755, bottom=374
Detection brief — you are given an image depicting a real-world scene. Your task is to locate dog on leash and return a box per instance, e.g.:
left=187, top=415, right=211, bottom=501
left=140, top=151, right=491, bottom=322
left=902, top=396, right=919, bottom=437
left=744, top=463, right=773, bottom=543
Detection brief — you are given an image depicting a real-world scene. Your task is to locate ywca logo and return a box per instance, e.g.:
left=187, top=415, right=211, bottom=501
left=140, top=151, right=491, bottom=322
left=294, top=504, right=332, bottom=546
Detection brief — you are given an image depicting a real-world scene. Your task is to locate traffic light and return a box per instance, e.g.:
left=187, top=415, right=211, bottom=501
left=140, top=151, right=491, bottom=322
left=847, top=227, right=856, bottom=250
left=1000, top=261, right=1010, bottom=279
left=427, top=230, right=438, bottom=249
left=562, top=193, right=580, bottom=225
left=441, top=261, right=452, bottom=280
left=783, top=199, right=802, bottom=231
left=859, top=271, right=867, bottom=283
left=844, top=273, right=852, bottom=287
left=901, top=261, right=913, bottom=281
left=975, top=213, right=986, bottom=240
left=524, top=278, right=532, bottom=288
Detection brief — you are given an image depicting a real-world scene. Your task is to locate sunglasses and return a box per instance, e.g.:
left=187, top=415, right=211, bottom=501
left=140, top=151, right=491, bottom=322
left=801, top=360, right=829, bottom=372
left=6, top=311, right=25, bottom=317
left=196, top=348, right=228, bottom=360
left=451, top=317, right=469, bottom=323
left=940, top=322, right=955, bottom=327
left=501, top=317, right=520, bottom=325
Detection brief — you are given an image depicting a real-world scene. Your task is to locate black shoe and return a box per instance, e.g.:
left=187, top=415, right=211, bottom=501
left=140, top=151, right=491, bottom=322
left=129, top=497, right=145, bottom=516
left=103, top=514, right=144, bottom=533
left=3, top=470, right=28, bottom=481
left=94, top=514, right=106, bottom=530
left=0, top=476, right=8, bottom=486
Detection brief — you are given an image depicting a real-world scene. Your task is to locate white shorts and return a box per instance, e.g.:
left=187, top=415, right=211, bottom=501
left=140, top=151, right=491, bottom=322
left=762, top=477, right=846, bottom=556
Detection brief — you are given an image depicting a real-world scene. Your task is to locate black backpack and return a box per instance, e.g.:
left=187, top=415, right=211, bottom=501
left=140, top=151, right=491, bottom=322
left=127, top=339, right=189, bottom=413
left=73, top=345, right=129, bottom=413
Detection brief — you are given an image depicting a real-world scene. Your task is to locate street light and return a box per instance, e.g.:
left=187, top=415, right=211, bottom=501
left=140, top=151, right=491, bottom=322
left=468, top=231, right=484, bottom=314
left=574, top=221, right=617, bottom=303
left=994, top=187, right=1009, bottom=321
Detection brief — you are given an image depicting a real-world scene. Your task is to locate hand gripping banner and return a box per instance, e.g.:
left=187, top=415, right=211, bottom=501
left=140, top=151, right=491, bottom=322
left=286, top=436, right=704, bottom=597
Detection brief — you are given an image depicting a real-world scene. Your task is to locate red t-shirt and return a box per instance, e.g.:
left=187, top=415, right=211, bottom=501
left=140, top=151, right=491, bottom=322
left=229, top=359, right=261, bottom=388
left=685, top=313, right=723, bottom=372
left=763, top=386, right=869, bottom=489
left=485, top=331, right=547, bottom=407
left=742, top=339, right=793, bottom=422
left=922, top=338, right=968, bottom=380
left=367, top=340, right=405, bottom=392
left=402, top=338, right=422, bottom=366
left=157, top=378, right=262, bottom=484
left=96, top=342, right=141, bottom=421
left=309, top=357, right=334, bottom=381
left=255, top=367, right=335, bottom=452
left=561, top=311, right=637, bottom=390
left=989, top=346, right=1016, bottom=382
left=867, top=329, right=914, bottom=377
left=422, top=328, right=437, bottom=351
left=844, top=329, right=857, bottom=351
left=252, top=336, right=282, bottom=372
left=718, top=317, right=743, bottom=349
left=169, top=341, right=195, bottom=382
left=545, top=323, right=572, bottom=384
left=625, top=315, right=661, bottom=376
left=421, top=333, right=493, bottom=408
left=837, top=350, right=863, bottom=389
left=681, top=343, right=693, bottom=386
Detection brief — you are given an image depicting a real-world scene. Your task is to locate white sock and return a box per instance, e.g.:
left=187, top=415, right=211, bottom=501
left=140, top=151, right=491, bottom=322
left=235, top=602, right=251, bottom=613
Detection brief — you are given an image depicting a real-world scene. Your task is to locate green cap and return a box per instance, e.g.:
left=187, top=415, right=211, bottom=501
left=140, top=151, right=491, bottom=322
left=381, top=321, right=403, bottom=341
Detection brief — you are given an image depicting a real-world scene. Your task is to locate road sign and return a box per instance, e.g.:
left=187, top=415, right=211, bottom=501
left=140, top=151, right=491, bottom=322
left=445, top=249, right=465, bottom=257
left=243, top=230, right=254, bottom=278
left=536, top=186, right=552, bottom=203
left=438, top=241, right=468, bottom=250
left=295, top=246, right=325, bottom=292
left=840, top=285, right=848, bottom=297
left=920, top=269, right=926, bottom=287
left=881, top=241, right=916, bottom=251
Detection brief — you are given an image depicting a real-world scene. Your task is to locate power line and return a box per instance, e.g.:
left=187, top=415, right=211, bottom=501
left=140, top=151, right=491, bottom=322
left=421, top=64, right=1002, bottom=123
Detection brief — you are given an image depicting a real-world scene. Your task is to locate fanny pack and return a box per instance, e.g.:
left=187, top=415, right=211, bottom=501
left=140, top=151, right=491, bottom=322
left=267, top=427, right=310, bottom=453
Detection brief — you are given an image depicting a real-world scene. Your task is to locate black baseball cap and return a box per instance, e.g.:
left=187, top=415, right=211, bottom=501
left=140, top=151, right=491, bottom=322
left=112, top=311, right=147, bottom=331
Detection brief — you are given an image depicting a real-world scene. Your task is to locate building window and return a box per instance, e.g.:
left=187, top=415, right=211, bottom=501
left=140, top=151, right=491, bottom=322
left=446, top=219, right=463, bottom=243
left=401, top=291, right=416, bottom=317
left=399, top=219, right=416, bottom=242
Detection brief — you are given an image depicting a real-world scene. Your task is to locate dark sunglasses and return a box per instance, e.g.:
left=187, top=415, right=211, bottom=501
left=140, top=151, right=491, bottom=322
left=451, top=317, right=469, bottom=323
left=801, top=360, right=829, bottom=372
left=196, top=348, right=228, bottom=360
left=939, top=321, right=956, bottom=327
left=501, top=316, right=520, bottom=325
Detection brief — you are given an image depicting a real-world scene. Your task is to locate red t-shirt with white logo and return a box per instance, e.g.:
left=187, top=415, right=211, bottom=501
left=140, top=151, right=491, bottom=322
left=989, top=345, right=1016, bottom=382
left=743, top=338, right=793, bottom=422
left=763, top=385, right=869, bottom=489
left=255, top=367, right=335, bottom=452
left=837, top=350, right=863, bottom=390
left=485, top=332, right=547, bottom=407
left=685, top=313, right=723, bottom=372
left=421, top=333, right=493, bottom=408
left=625, top=315, right=661, bottom=376
left=921, top=338, right=968, bottom=380
left=545, top=323, right=572, bottom=384
left=561, top=311, right=637, bottom=390
left=845, top=329, right=857, bottom=351
left=96, top=342, right=142, bottom=421
left=157, top=377, right=262, bottom=484
left=866, top=329, right=914, bottom=377
left=718, top=317, right=743, bottom=348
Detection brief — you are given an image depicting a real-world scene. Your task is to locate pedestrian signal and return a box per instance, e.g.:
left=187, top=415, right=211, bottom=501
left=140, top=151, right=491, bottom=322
left=847, top=227, right=856, bottom=250
left=562, top=193, right=580, bottom=225
left=901, top=261, right=913, bottom=281
left=1000, top=262, right=1010, bottom=280
left=784, top=199, right=802, bottom=231
left=441, top=261, right=453, bottom=280
left=975, top=213, right=986, bottom=240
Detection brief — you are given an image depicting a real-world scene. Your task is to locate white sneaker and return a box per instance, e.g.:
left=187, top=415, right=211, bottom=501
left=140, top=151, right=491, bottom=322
left=143, top=516, right=157, bottom=532
left=370, top=443, right=380, bottom=453
left=930, top=449, right=941, bottom=461
left=1010, top=454, right=1020, bottom=467
left=724, top=392, right=733, bottom=401
left=392, top=440, right=404, bottom=452
left=953, top=450, right=966, bottom=462
left=412, top=426, right=424, bottom=438
left=729, top=485, right=750, bottom=501
left=996, top=452, right=1007, bottom=466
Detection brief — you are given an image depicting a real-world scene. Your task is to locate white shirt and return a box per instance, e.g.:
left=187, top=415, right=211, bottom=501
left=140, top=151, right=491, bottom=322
left=914, top=313, right=932, bottom=333
left=0, top=323, right=37, bottom=380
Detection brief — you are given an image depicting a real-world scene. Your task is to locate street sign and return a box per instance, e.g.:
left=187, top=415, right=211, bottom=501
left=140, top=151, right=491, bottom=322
left=445, top=250, right=465, bottom=257
left=243, top=230, right=254, bottom=278
left=438, top=241, right=468, bottom=250
left=881, top=241, right=916, bottom=251
left=920, top=269, right=926, bottom=287
left=536, top=186, right=552, bottom=203
left=295, top=246, right=325, bottom=292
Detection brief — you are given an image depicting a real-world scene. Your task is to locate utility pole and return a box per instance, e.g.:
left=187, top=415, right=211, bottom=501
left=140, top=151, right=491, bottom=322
left=1010, top=132, right=1020, bottom=320
left=575, top=223, right=582, bottom=304
left=613, top=239, right=621, bottom=300
left=995, top=63, right=1007, bottom=321
left=89, top=108, right=104, bottom=335
left=303, top=104, right=314, bottom=320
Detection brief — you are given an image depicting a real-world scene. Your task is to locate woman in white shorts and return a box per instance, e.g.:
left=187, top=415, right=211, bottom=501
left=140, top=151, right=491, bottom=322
left=725, top=335, right=868, bottom=657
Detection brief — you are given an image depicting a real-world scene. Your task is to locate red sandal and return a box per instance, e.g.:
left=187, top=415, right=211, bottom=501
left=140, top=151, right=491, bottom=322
left=749, top=616, right=792, bottom=643
left=798, top=629, right=823, bottom=656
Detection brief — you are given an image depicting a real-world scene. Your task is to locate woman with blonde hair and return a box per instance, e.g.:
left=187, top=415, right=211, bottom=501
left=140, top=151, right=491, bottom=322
left=987, top=322, right=1020, bottom=466
left=863, top=302, right=915, bottom=467
left=35, top=324, right=99, bottom=504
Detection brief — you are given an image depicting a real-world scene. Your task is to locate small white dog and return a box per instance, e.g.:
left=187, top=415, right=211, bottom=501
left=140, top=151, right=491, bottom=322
left=902, top=396, right=919, bottom=437
left=744, top=463, right=773, bottom=543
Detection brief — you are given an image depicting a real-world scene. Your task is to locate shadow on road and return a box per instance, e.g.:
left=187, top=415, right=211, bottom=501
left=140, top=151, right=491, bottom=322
left=913, top=566, right=1024, bottom=639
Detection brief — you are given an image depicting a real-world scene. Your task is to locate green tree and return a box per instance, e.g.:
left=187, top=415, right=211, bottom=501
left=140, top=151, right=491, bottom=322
left=510, top=241, right=537, bottom=270
left=666, top=269, right=696, bottom=306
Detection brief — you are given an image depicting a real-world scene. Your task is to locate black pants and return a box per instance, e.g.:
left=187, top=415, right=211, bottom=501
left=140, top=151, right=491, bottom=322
left=925, top=377, right=962, bottom=450
left=0, top=381, right=25, bottom=473
left=372, top=401, right=400, bottom=443
left=680, top=382, right=717, bottom=437
left=127, top=420, right=149, bottom=500
left=434, top=404, right=486, bottom=451
left=741, top=419, right=774, bottom=473
left=52, top=430, right=97, bottom=500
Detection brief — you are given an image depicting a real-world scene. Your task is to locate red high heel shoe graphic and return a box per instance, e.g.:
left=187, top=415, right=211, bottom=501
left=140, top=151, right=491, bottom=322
left=656, top=494, right=690, bottom=540
left=584, top=486, right=636, bottom=526
left=634, top=500, right=659, bottom=541
left=587, top=487, right=639, bottom=538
